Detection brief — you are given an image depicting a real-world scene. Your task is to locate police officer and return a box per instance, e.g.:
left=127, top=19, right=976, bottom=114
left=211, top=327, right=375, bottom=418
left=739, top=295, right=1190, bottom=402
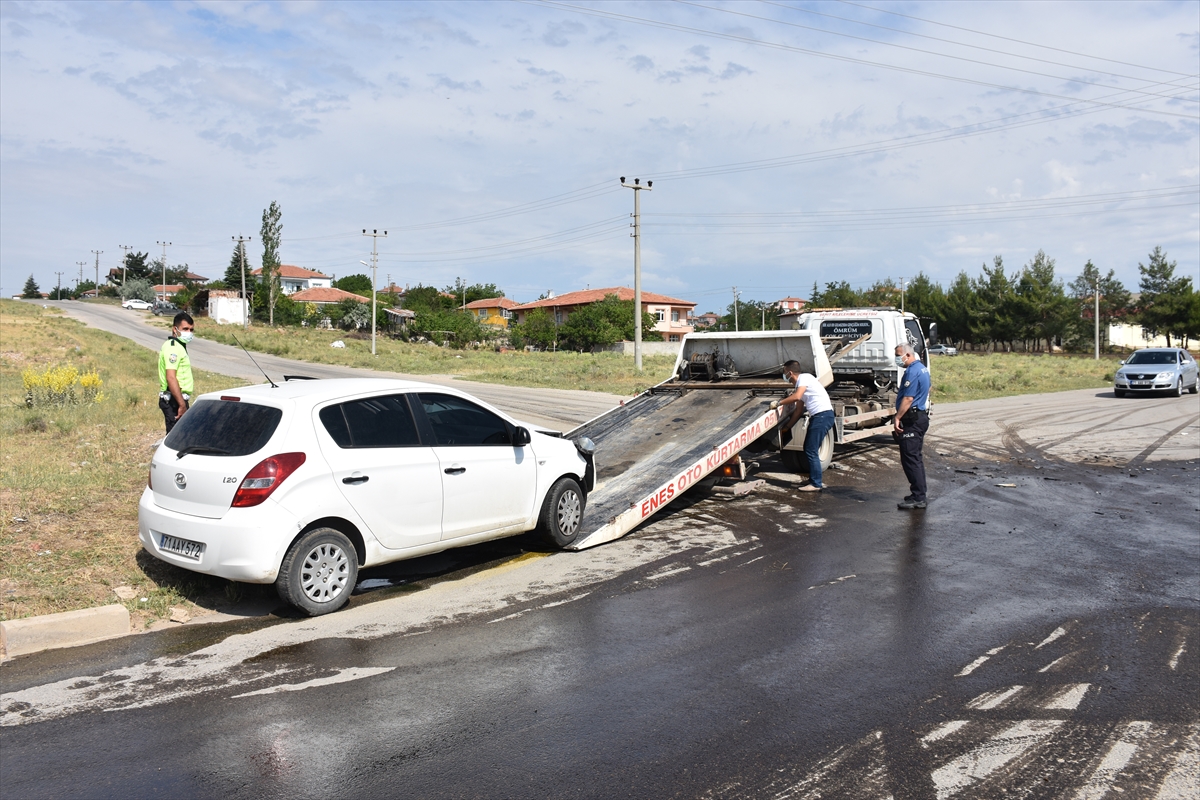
left=158, top=312, right=195, bottom=434
left=893, top=343, right=931, bottom=509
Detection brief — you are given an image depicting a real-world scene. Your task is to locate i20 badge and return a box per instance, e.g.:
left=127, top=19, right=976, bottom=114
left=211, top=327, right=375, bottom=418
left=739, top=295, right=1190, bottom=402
left=174, top=473, right=187, bottom=489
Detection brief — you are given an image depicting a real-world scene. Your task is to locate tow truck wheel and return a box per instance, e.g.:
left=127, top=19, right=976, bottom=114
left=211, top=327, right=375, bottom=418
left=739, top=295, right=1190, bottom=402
left=539, top=477, right=585, bottom=548
left=785, top=428, right=835, bottom=475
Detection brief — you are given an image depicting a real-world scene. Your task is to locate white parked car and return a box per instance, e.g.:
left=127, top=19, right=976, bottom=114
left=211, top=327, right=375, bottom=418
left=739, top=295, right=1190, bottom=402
left=122, top=298, right=153, bottom=310
left=139, top=379, right=595, bottom=615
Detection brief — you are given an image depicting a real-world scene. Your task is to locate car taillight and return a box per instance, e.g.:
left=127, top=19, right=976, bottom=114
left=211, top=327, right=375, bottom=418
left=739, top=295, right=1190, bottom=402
left=231, top=452, right=306, bottom=508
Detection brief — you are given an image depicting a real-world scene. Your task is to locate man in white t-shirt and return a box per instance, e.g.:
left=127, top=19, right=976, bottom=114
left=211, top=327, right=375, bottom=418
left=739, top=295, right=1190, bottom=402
left=779, top=359, right=836, bottom=491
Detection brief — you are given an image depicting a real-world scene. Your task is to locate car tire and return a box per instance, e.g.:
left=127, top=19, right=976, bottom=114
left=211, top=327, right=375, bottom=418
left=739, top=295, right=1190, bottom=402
left=1174, top=379, right=1184, bottom=398
left=538, top=477, right=585, bottom=548
left=1113, top=389, right=1125, bottom=398
left=276, top=527, right=358, bottom=616
left=1190, top=379, right=1198, bottom=395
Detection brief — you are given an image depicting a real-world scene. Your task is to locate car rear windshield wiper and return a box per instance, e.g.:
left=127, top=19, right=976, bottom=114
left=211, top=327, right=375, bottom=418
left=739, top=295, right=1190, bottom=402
left=176, top=445, right=231, bottom=459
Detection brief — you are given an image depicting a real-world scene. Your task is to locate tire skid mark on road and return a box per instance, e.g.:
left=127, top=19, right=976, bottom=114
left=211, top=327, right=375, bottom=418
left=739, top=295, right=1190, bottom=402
left=1072, top=720, right=1152, bottom=800
left=956, top=645, right=1006, bottom=677
left=1155, top=723, right=1200, bottom=800
left=1128, top=415, right=1200, bottom=467
left=967, top=685, right=1025, bottom=710
left=931, top=718, right=1065, bottom=799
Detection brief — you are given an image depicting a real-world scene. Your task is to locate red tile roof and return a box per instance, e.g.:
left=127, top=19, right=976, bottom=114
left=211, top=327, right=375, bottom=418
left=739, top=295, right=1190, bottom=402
left=250, top=264, right=331, bottom=279
left=290, top=287, right=369, bottom=304
left=512, top=287, right=694, bottom=311
left=464, top=297, right=520, bottom=310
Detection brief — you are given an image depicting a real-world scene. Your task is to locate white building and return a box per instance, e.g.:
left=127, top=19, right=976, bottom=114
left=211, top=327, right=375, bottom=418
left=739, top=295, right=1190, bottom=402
left=251, top=265, right=333, bottom=295
left=207, top=290, right=249, bottom=325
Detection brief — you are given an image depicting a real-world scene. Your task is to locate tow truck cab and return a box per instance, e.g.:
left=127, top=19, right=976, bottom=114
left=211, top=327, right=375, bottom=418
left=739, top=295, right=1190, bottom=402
left=780, top=308, right=931, bottom=405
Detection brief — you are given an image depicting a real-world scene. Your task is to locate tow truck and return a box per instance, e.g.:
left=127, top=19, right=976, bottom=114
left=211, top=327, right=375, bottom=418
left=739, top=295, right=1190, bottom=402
left=563, top=309, right=932, bottom=551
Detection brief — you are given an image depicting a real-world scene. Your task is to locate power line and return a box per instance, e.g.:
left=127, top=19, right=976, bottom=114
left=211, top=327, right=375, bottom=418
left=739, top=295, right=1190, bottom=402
left=760, top=0, right=1194, bottom=82
left=677, top=0, right=1197, bottom=104
left=525, top=0, right=1197, bottom=120
left=836, top=0, right=1194, bottom=78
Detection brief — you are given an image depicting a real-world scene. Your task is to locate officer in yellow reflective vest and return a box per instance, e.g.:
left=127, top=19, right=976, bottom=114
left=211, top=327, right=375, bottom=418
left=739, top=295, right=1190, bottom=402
left=158, top=312, right=195, bottom=434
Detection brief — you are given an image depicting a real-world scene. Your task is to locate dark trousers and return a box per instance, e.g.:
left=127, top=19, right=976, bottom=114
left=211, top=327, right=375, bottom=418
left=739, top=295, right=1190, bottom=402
left=898, top=409, right=929, bottom=500
left=159, top=393, right=189, bottom=434
left=804, top=410, right=837, bottom=488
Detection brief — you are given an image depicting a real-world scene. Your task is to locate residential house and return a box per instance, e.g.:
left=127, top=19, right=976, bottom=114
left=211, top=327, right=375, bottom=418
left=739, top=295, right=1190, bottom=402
left=289, top=286, right=369, bottom=307
left=776, top=297, right=807, bottom=313
left=511, top=287, right=696, bottom=342
left=465, top=297, right=520, bottom=327
left=691, top=311, right=721, bottom=329
left=250, top=265, right=333, bottom=295
left=153, top=284, right=185, bottom=302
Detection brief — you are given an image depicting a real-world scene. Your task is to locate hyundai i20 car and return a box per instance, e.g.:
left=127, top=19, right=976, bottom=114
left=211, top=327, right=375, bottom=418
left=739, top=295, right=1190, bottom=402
left=139, top=379, right=595, bottom=615
left=1113, top=348, right=1199, bottom=397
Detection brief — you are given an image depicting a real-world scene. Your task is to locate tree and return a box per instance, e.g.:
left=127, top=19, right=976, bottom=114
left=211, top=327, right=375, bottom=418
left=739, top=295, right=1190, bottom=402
left=443, top=281, right=504, bottom=307
left=119, top=278, right=155, bottom=303
left=259, top=201, right=283, bottom=325
left=403, top=284, right=456, bottom=313
left=811, top=281, right=861, bottom=308
left=904, top=272, right=944, bottom=324
left=719, top=298, right=777, bottom=331
left=118, top=251, right=151, bottom=285
left=509, top=308, right=558, bottom=350
left=973, top=256, right=1018, bottom=349
left=558, top=294, right=659, bottom=350
left=861, top=278, right=899, bottom=308
left=334, top=274, right=373, bottom=296
left=938, top=271, right=981, bottom=347
left=1068, top=261, right=1130, bottom=352
left=1136, top=247, right=1192, bottom=346
left=22, top=275, right=41, bottom=298
left=224, top=240, right=251, bottom=290
left=1012, top=250, right=1069, bottom=351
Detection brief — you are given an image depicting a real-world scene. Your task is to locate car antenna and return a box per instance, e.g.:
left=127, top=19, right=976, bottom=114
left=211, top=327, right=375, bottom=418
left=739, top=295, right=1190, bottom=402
left=230, top=334, right=278, bottom=388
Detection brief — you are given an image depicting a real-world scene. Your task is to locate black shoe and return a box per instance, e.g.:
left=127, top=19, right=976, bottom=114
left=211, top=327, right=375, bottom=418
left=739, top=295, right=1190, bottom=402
left=903, top=494, right=915, bottom=502
left=898, top=498, right=927, bottom=509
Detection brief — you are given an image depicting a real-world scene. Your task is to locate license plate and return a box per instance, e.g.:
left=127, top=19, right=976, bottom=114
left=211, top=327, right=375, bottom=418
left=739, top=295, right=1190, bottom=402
left=159, top=533, right=205, bottom=560
left=1131, top=381, right=1151, bottom=386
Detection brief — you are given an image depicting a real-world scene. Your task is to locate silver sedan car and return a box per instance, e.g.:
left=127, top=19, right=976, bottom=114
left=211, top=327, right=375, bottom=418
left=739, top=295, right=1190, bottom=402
left=1113, top=348, right=1199, bottom=397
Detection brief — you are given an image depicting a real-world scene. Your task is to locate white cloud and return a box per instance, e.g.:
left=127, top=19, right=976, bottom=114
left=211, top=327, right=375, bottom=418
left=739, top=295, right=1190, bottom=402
left=0, top=0, right=1196, bottom=301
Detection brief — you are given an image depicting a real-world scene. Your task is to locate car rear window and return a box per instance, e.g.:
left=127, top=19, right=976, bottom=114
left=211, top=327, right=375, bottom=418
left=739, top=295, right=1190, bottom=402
left=320, top=395, right=422, bottom=448
left=164, top=399, right=282, bottom=456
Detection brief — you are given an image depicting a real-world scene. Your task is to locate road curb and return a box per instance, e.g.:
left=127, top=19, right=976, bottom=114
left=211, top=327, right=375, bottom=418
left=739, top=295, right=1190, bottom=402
left=1, top=604, right=130, bottom=660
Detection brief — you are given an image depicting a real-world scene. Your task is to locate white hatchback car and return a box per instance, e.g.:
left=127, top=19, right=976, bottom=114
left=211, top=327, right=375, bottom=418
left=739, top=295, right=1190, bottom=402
left=139, top=378, right=595, bottom=615
left=122, top=298, right=153, bottom=310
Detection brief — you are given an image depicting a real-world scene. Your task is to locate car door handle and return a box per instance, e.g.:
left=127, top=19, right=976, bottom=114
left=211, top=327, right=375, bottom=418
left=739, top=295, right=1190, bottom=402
left=444, top=467, right=466, bottom=475
left=342, top=475, right=369, bottom=485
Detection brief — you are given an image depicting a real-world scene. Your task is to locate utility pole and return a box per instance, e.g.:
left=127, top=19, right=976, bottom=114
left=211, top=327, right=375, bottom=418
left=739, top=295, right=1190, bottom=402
left=156, top=240, right=172, bottom=303
left=1094, top=275, right=1101, bottom=360
left=900, top=276, right=906, bottom=313
left=621, top=177, right=652, bottom=371
left=118, top=245, right=133, bottom=287
left=233, top=235, right=252, bottom=330
left=362, top=229, right=387, bottom=356
left=91, top=249, right=103, bottom=295
left=76, top=261, right=87, bottom=290
left=55, top=271, right=64, bottom=300
left=732, top=286, right=741, bottom=332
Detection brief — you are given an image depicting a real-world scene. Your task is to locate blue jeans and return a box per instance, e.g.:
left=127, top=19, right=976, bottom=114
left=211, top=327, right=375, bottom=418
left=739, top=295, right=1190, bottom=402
left=804, top=410, right=836, bottom=488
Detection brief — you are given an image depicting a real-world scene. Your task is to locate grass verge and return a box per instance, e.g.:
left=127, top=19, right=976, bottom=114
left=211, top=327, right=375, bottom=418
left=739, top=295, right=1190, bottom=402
left=0, top=299, right=266, bottom=625
left=197, top=323, right=677, bottom=396
left=929, top=352, right=1117, bottom=403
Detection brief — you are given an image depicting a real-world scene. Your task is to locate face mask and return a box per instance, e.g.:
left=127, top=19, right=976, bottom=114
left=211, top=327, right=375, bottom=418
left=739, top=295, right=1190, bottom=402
left=895, top=356, right=906, bottom=368
left=782, top=372, right=790, bottom=381
left=178, top=331, right=194, bottom=344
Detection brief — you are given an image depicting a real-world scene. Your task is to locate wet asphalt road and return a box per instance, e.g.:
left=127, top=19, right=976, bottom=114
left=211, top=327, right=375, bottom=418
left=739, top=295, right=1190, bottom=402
left=3, top=405, right=1198, bottom=798
left=3, top=302, right=1199, bottom=797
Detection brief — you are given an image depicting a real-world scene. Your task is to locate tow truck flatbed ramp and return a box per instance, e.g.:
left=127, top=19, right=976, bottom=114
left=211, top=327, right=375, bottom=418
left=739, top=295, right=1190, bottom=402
left=565, top=388, right=781, bottom=551
left=563, top=329, right=833, bottom=552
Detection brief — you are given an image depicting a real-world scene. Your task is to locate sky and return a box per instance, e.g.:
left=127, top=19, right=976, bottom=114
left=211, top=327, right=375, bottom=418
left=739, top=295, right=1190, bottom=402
left=1, top=0, right=1197, bottom=313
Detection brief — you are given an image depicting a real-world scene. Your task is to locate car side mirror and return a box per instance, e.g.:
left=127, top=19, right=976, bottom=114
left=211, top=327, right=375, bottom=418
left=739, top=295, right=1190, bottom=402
left=1119, top=360, right=1125, bottom=365
left=513, top=426, right=531, bottom=447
